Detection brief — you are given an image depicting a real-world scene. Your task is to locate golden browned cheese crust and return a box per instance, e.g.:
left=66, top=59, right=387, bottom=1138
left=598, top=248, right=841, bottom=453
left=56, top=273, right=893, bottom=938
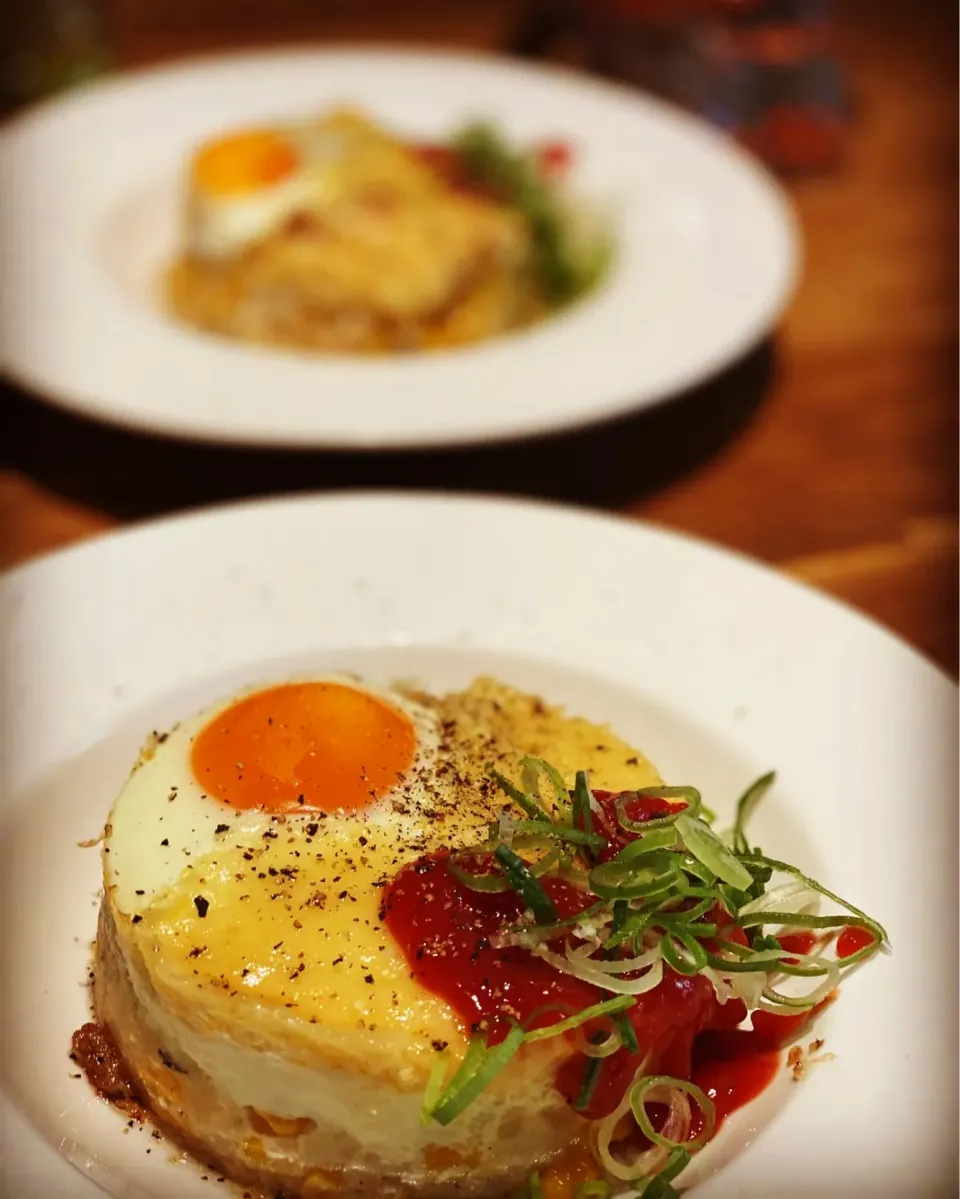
left=97, top=901, right=559, bottom=1198
left=92, top=677, right=661, bottom=1196
left=166, top=110, right=546, bottom=355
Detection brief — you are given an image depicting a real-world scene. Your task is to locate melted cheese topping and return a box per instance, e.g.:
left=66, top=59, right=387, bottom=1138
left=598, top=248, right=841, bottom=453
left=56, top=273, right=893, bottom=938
left=105, top=677, right=661, bottom=1088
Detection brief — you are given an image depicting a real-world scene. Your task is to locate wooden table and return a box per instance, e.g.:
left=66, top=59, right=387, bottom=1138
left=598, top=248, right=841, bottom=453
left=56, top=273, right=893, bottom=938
left=3, top=0, right=957, bottom=672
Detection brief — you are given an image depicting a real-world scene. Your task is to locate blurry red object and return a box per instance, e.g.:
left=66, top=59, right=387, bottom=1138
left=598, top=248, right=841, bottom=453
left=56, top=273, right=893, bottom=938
left=535, top=139, right=574, bottom=180
left=738, top=104, right=843, bottom=172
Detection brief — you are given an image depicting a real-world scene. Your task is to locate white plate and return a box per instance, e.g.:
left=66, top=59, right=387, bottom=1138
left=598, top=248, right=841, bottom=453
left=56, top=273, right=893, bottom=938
left=0, top=493, right=955, bottom=1199
left=0, top=49, right=798, bottom=450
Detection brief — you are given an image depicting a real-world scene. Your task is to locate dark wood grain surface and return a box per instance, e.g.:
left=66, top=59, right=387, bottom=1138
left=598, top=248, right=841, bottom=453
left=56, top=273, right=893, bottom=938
left=2, top=0, right=956, bottom=672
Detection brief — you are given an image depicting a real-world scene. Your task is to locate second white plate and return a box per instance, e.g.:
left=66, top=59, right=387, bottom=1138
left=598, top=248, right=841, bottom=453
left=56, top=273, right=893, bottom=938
left=0, top=48, right=798, bottom=449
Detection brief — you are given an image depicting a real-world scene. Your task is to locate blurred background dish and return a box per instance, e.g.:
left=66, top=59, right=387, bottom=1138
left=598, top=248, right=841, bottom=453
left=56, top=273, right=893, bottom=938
left=166, top=108, right=613, bottom=355
left=0, top=47, right=797, bottom=448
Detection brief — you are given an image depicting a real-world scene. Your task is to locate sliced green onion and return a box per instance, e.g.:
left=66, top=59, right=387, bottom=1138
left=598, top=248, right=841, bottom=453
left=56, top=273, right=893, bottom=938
left=602, top=897, right=630, bottom=959
left=603, top=910, right=648, bottom=954
left=429, top=1023, right=525, bottom=1126
left=422, top=1033, right=484, bottom=1124
left=737, top=911, right=878, bottom=935
left=488, top=821, right=607, bottom=850
left=573, top=1054, right=604, bottom=1112
left=642, top=1148, right=691, bottom=1199
left=419, top=1050, right=450, bottom=1126
left=502, top=900, right=606, bottom=940
left=494, top=844, right=559, bottom=924
left=611, top=1010, right=639, bottom=1054
left=447, top=846, right=562, bottom=895
left=630, top=1075, right=715, bottom=1150
left=447, top=856, right=512, bottom=893
left=521, top=756, right=571, bottom=818
left=574, top=1182, right=611, bottom=1199
left=615, top=786, right=701, bottom=833
left=673, top=877, right=718, bottom=902
left=489, top=767, right=552, bottom=823
left=705, top=951, right=782, bottom=975
left=659, top=929, right=709, bottom=976
left=577, top=1025, right=623, bottom=1059
left=730, top=771, right=776, bottom=854
left=739, top=854, right=890, bottom=948
left=657, top=894, right=715, bottom=923
left=572, top=770, right=596, bottom=838
left=676, top=813, right=753, bottom=891
left=681, top=858, right=719, bottom=888
left=608, top=827, right=679, bottom=861
left=524, top=994, right=635, bottom=1042
left=527, top=1171, right=544, bottom=1199
left=589, top=850, right=681, bottom=901
left=760, top=956, right=840, bottom=1010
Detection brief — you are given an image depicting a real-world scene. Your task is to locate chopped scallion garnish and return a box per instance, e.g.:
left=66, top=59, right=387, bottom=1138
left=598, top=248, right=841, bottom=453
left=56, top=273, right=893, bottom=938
left=487, top=821, right=608, bottom=851
left=573, top=770, right=596, bottom=839
left=521, top=756, right=572, bottom=819
left=730, top=771, right=776, bottom=854
left=574, top=1182, right=612, bottom=1199
left=427, top=1023, right=526, bottom=1126
left=574, top=1054, right=605, bottom=1112
left=610, top=1010, right=639, bottom=1055
left=424, top=756, right=885, bottom=1199
left=675, top=812, right=753, bottom=891
left=630, top=1075, right=715, bottom=1150
left=493, top=844, right=559, bottom=924
left=640, top=1148, right=691, bottom=1199
left=524, top=994, right=635, bottom=1042
left=490, top=767, right=553, bottom=823
left=614, top=785, right=700, bottom=833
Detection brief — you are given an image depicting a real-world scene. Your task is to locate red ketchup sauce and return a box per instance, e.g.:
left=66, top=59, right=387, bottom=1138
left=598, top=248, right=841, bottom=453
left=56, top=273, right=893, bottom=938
left=411, top=145, right=498, bottom=201
left=412, top=138, right=575, bottom=199
left=382, top=789, right=811, bottom=1145
left=837, top=924, right=876, bottom=959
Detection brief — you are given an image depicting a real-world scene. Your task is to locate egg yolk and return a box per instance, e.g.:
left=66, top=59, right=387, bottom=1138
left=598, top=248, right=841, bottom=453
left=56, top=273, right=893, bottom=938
left=192, top=130, right=300, bottom=195
left=191, top=682, right=416, bottom=813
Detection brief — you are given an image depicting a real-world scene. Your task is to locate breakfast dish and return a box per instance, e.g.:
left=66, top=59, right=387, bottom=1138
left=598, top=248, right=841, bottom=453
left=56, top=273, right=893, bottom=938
left=78, top=671, right=883, bottom=1199
left=1, top=494, right=952, bottom=1197
left=166, top=109, right=610, bottom=354
left=0, top=50, right=798, bottom=447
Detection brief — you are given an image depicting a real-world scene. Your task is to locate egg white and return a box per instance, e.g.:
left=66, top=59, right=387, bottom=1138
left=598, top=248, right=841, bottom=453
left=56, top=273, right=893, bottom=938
left=184, top=116, right=365, bottom=261
left=184, top=169, right=315, bottom=260
left=104, top=673, right=441, bottom=916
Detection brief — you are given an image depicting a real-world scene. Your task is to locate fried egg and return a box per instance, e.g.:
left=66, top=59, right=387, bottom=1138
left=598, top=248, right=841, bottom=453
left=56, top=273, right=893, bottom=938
left=94, top=675, right=662, bottom=1197
left=185, top=109, right=476, bottom=262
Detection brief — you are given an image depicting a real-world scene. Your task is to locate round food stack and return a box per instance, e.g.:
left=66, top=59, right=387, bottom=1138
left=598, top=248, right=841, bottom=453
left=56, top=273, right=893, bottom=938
left=94, top=674, right=662, bottom=1197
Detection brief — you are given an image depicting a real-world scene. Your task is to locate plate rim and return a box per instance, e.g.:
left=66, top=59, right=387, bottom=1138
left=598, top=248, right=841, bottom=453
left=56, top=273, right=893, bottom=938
left=0, top=488, right=949, bottom=686
left=0, top=45, right=801, bottom=451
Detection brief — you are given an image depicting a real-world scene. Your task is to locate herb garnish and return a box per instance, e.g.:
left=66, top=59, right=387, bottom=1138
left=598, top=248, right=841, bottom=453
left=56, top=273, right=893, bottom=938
left=421, top=760, right=887, bottom=1196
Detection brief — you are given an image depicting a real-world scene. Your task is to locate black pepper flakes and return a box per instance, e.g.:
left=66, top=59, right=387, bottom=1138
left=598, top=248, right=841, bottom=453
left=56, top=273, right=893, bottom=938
left=193, top=896, right=210, bottom=918
left=157, top=1048, right=187, bottom=1074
